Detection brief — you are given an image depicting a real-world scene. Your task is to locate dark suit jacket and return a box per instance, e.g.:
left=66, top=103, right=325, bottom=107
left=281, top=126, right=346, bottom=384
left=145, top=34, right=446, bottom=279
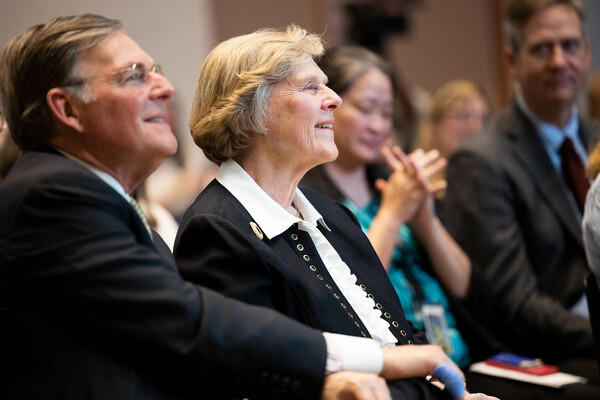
left=0, top=148, right=327, bottom=400
left=443, top=101, right=598, bottom=360
left=175, top=180, right=455, bottom=400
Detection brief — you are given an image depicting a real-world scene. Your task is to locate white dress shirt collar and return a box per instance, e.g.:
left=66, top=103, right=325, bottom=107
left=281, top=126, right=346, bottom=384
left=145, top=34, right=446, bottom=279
left=216, top=158, right=329, bottom=239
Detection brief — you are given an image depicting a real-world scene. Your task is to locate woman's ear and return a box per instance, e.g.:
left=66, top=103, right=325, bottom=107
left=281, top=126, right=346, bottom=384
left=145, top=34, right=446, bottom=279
left=46, top=88, right=84, bottom=132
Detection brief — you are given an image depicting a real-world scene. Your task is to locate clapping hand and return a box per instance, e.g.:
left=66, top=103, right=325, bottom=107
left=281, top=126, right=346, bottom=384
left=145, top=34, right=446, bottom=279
left=375, top=146, right=446, bottom=230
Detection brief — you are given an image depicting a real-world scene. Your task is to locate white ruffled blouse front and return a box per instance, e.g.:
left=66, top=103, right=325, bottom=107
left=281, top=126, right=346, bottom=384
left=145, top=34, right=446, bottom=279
left=297, top=220, right=398, bottom=347
left=216, top=159, right=398, bottom=347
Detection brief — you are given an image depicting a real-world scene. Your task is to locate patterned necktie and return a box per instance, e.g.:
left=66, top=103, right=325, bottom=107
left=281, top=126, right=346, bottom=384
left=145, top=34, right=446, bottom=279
left=129, top=197, right=153, bottom=239
left=560, top=137, right=590, bottom=213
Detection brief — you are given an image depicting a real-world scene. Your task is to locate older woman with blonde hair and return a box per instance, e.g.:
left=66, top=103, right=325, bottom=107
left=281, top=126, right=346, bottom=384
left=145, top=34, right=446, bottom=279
left=175, top=25, right=496, bottom=400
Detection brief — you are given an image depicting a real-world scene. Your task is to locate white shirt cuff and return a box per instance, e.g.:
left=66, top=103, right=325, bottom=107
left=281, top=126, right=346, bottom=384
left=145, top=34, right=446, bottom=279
left=323, top=332, right=383, bottom=375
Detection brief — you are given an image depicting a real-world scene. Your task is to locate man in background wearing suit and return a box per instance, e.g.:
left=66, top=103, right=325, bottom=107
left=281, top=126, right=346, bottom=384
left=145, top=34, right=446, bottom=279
left=0, top=14, right=425, bottom=400
left=444, top=0, right=599, bottom=382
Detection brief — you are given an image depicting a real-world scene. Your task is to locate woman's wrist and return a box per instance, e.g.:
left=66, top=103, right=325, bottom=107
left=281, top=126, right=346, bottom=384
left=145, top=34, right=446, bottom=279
left=372, top=207, right=405, bottom=234
left=410, top=213, right=440, bottom=242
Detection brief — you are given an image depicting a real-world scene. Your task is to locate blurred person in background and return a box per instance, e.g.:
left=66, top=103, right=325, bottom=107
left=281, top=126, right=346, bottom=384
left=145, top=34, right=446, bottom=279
left=444, top=0, right=600, bottom=388
left=413, top=79, right=489, bottom=213
left=414, top=79, right=489, bottom=161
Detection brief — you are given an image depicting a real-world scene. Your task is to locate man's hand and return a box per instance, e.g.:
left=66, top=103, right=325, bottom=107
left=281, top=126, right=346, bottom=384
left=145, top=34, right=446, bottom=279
left=322, top=371, right=391, bottom=400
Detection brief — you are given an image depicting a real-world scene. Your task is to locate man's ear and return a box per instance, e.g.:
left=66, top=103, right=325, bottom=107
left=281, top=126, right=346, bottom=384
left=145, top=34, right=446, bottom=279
left=503, top=47, right=518, bottom=80
left=46, top=88, right=84, bottom=132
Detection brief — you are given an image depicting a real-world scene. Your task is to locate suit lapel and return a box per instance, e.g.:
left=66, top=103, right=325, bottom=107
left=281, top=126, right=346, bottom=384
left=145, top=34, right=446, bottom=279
left=128, top=206, right=156, bottom=247
left=503, top=104, right=583, bottom=247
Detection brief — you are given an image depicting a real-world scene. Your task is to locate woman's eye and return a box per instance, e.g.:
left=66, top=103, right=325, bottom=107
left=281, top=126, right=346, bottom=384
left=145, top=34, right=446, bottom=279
left=305, top=83, right=317, bottom=92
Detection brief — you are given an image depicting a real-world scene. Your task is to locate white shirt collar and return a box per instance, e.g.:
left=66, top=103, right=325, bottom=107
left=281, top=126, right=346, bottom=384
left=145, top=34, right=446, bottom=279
left=216, top=159, right=329, bottom=239
left=55, top=148, right=130, bottom=202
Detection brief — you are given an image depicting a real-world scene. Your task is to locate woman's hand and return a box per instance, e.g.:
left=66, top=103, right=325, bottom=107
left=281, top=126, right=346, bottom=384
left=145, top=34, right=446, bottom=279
left=380, top=344, right=463, bottom=381
left=380, top=345, right=500, bottom=400
left=374, top=146, right=429, bottom=227
left=404, top=148, right=447, bottom=236
left=376, top=146, right=446, bottom=227
left=367, top=146, right=446, bottom=270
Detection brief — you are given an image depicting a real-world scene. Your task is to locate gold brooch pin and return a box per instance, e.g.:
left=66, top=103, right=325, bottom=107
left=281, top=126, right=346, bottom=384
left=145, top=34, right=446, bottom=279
left=249, top=222, right=263, bottom=240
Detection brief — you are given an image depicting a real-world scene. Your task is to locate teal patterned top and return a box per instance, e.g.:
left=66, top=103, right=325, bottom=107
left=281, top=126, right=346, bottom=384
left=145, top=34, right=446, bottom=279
left=344, top=197, right=471, bottom=367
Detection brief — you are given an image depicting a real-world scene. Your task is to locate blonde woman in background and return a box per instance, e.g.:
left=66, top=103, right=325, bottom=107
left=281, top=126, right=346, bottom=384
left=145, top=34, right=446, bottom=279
left=413, top=80, right=489, bottom=215
left=415, top=80, right=489, bottom=161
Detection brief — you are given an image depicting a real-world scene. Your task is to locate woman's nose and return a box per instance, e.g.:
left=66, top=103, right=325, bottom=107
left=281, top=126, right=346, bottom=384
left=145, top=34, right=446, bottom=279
left=322, top=86, right=342, bottom=110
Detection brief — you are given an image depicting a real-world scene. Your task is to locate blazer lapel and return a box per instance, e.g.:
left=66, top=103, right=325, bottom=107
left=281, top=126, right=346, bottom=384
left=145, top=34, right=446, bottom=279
left=503, top=104, right=583, bottom=247
left=127, top=204, right=156, bottom=248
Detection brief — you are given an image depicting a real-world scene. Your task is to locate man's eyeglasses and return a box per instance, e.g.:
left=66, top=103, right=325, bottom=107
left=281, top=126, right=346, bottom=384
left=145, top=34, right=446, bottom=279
left=111, top=63, right=164, bottom=85
left=66, top=63, right=164, bottom=88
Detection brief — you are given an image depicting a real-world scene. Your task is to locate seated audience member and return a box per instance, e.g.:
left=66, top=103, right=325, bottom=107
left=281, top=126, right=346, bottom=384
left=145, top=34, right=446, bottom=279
left=412, top=79, right=489, bottom=214
left=443, top=0, right=600, bottom=387
left=0, top=114, right=20, bottom=182
left=175, top=25, right=497, bottom=400
left=414, top=79, right=489, bottom=163
left=0, top=14, right=438, bottom=400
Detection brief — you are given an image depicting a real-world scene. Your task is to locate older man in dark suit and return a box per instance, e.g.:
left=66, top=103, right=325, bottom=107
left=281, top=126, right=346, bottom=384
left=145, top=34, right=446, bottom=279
left=0, top=14, right=426, bottom=400
left=444, top=0, right=599, bottom=382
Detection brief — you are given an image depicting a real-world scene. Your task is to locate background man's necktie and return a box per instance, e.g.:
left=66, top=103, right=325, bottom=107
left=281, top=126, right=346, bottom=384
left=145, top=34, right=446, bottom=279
left=129, top=197, right=153, bottom=239
left=560, top=137, right=590, bottom=213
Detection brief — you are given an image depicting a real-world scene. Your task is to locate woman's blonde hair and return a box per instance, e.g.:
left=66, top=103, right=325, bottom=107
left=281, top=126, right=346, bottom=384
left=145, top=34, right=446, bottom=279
left=415, top=79, right=488, bottom=153
left=189, top=25, right=324, bottom=164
